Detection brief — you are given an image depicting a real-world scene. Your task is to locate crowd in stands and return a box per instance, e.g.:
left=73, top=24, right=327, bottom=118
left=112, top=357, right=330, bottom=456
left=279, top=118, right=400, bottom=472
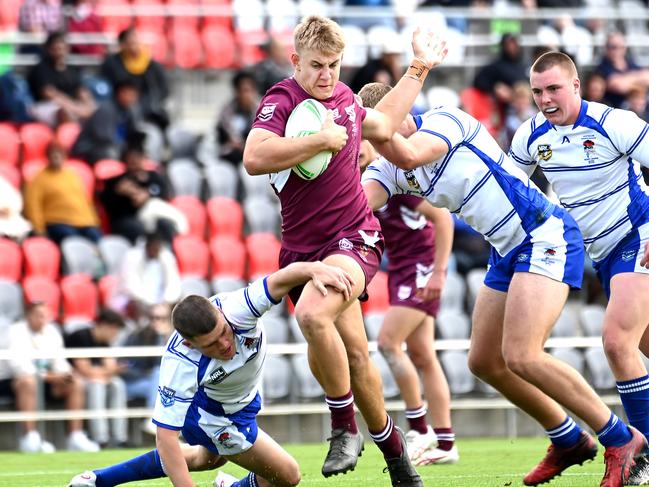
left=0, top=0, right=648, bottom=453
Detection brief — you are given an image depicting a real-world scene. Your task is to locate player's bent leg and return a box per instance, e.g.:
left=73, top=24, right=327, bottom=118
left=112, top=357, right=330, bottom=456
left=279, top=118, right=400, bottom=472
left=226, top=429, right=301, bottom=487
left=182, top=443, right=226, bottom=471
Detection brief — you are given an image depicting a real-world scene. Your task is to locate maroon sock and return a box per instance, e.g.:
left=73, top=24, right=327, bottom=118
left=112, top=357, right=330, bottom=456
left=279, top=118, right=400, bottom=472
left=434, top=427, right=455, bottom=451
left=369, top=415, right=403, bottom=459
left=405, top=406, right=428, bottom=435
left=325, top=391, right=358, bottom=434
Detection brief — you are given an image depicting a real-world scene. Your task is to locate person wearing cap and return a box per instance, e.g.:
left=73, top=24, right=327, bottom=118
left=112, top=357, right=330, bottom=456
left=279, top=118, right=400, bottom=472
left=350, top=31, right=405, bottom=94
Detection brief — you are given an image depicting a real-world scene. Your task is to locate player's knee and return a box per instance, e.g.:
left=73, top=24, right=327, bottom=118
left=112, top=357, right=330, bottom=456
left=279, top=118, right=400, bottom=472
left=275, top=459, right=301, bottom=486
left=502, top=350, right=538, bottom=379
left=408, top=349, right=434, bottom=370
left=602, top=328, right=629, bottom=365
left=13, top=374, right=37, bottom=393
left=468, top=350, right=501, bottom=380
left=294, top=306, right=329, bottom=339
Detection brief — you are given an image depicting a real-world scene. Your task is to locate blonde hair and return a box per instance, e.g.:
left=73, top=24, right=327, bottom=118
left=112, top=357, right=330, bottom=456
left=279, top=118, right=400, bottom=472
left=293, top=15, right=345, bottom=55
left=531, top=51, right=578, bottom=78
left=358, top=82, right=392, bottom=109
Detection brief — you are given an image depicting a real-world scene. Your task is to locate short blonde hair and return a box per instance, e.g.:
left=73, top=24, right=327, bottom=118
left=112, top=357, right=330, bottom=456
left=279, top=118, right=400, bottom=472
left=294, top=15, right=345, bottom=55
left=531, top=51, right=578, bottom=78
left=358, top=82, right=392, bottom=109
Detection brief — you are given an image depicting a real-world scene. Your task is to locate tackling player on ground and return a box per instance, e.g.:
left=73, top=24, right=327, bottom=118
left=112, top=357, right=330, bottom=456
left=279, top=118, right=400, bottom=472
left=243, top=15, right=446, bottom=486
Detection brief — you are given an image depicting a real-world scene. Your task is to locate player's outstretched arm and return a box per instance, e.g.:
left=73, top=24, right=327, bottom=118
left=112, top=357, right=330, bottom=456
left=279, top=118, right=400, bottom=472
left=362, top=179, right=390, bottom=211
left=362, top=29, right=447, bottom=142
left=373, top=130, right=449, bottom=170
left=266, top=261, right=356, bottom=301
left=156, top=427, right=195, bottom=487
left=243, top=113, right=347, bottom=175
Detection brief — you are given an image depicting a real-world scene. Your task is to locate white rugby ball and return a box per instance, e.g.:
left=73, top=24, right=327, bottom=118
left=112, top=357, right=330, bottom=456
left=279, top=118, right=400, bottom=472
left=285, top=98, right=333, bottom=180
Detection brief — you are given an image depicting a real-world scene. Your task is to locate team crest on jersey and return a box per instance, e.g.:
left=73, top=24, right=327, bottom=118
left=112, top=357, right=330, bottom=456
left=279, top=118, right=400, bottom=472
left=538, top=144, right=552, bottom=161
left=258, top=103, right=277, bottom=122
left=160, top=386, right=176, bottom=407
left=216, top=429, right=236, bottom=449
left=404, top=170, right=421, bottom=190
left=243, top=336, right=259, bottom=349
left=208, top=366, right=228, bottom=384
left=621, top=250, right=637, bottom=262
left=582, top=139, right=597, bottom=163
left=345, top=103, right=356, bottom=123
left=339, top=238, right=353, bottom=251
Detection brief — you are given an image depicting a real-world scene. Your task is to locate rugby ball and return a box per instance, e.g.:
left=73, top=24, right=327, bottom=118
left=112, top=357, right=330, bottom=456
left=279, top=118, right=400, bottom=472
left=285, top=98, right=333, bottom=180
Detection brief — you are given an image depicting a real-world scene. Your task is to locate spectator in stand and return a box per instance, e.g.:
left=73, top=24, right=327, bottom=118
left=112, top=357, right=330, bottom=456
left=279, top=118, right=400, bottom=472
left=0, top=174, right=32, bottom=242
left=64, top=310, right=129, bottom=448
left=624, top=85, right=649, bottom=122
left=216, top=71, right=260, bottom=165
left=596, top=31, right=649, bottom=108
left=24, top=140, right=102, bottom=245
left=70, top=80, right=142, bottom=164
left=26, top=31, right=96, bottom=127
left=99, top=141, right=182, bottom=244
left=118, top=303, right=172, bottom=435
left=66, top=0, right=106, bottom=57
left=0, top=301, right=99, bottom=453
left=473, top=33, right=528, bottom=121
left=110, top=232, right=182, bottom=322
left=18, top=0, right=63, bottom=35
left=500, top=82, right=537, bottom=149
left=341, top=0, right=398, bottom=31
left=349, top=32, right=404, bottom=95
left=254, top=36, right=293, bottom=95
left=100, top=27, right=170, bottom=130
left=582, top=71, right=609, bottom=103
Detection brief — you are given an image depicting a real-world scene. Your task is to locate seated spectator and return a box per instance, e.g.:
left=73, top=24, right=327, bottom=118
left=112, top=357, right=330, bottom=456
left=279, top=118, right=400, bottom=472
left=582, top=71, right=609, bottom=103
left=70, top=80, right=142, bottom=164
left=349, top=32, right=404, bottom=95
left=26, top=31, right=96, bottom=127
left=500, top=82, right=536, bottom=148
left=624, top=85, right=649, bottom=122
left=100, top=27, right=170, bottom=130
left=216, top=71, right=260, bottom=165
left=24, top=140, right=102, bottom=245
left=66, top=0, right=106, bottom=57
left=596, top=31, right=649, bottom=108
left=253, top=36, right=293, bottom=95
left=110, top=232, right=181, bottom=321
left=118, top=303, right=172, bottom=434
left=64, top=310, right=129, bottom=448
left=0, top=301, right=99, bottom=453
left=99, top=141, right=181, bottom=244
left=0, top=71, right=35, bottom=123
left=0, top=174, right=32, bottom=242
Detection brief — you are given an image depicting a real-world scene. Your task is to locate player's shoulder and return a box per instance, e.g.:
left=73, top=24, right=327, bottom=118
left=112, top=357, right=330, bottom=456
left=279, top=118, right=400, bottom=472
left=587, top=100, right=643, bottom=130
left=163, top=331, right=201, bottom=365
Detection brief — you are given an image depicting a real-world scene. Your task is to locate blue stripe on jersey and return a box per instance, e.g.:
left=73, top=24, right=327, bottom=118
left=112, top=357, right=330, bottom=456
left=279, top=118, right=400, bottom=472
left=413, top=115, right=423, bottom=130
left=197, top=355, right=211, bottom=384
left=465, top=123, right=481, bottom=144
left=580, top=116, right=614, bottom=148
left=628, top=124, right=649, bottom=155
left=152, top=420, right=182, bottom=431
left=561, top=178, right=633, bottom=209
left=435, top=111, right=466, bottom=137
left=263, top=277, right=280, bottom=305
left=584, top=215, right=630, bottom=244
left=509, top=149, right=535, bottom=166
left=243, top=288, right=261, bottom=317
left=599, top=107, right=613, bottom=126
left=452, top=171, right=493, bottom=213
left=210, top=296, right=222, bottom=309
left=365, top=170, right=393, bottom=198
left=194, top=386, right=226, bottom=416
left=420, top=129, right=452, bottom=151
left=467, top=142, right=554, bottom=234
left=423, top=144, right=461, bottom=196
left=167, top=334, right=200, bottom=366
left=572, top=100, right=589, bottom=128
left=527, top=120, right=553, bottom=151
left=484, top=209, right=517, bottom=237
left=627, top=158, right=649, bottom=227
left=541, top=154, right=625, bottom=173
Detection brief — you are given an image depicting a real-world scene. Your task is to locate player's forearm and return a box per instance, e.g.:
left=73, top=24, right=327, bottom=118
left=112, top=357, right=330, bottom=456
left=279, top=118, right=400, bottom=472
left=372, top=73, right=427, bottom=140
left=432, top=211, right=454, bottom=274
left=373, top=133, right=421, bottom=170
left=243, top=132, right=331, bottom=175
left=156, top=431, right=195, bottom=487
left=362, top=180, right=390, bottom=211
left=265, top=262, right=320, bottom=299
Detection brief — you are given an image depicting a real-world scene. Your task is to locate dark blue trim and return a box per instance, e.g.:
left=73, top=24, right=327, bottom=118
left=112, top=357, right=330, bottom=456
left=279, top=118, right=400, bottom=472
left=526, top=120, right=553, bottom=150
left=583, top=215, right=630, bottom=244
left=413, top=114, right=423, bottom=130
left=451, top=171, right=493, bottom=213
left=561, top=178, right=634, bottom=209
left=572, top=100, right=589, bottom=129
left=262, top=277, right=281, bottom=305
left=365, top=174, right=392, bottom=199
left=243, top=288, right=261, bottom=317
left=484, top=209, right=517, bottom=237
left=152, top=420, right=182, bottom=431
left=509, top=149, right=535, bottom=166
left=435, top=111, right=466, bottom=137
left=542, top=154, right=624, bottom=173
left=419, top=129, right=452, bottom=151
left=628, top=124, right=649, bottom=155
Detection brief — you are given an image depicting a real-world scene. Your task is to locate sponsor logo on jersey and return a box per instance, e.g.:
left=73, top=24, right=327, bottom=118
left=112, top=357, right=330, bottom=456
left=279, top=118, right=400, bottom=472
left=562, top=136, right=570, bottom=144
left=216, top=429, right=236, bottom=449
left=160, top=386, right=176, bottom=407
left=583, top=139, right=597, bottom=163
left=621, top=249, right=637, bottom=262
left=258, top=103, right=277, bottom=122
left=339, top=238, right=353, bottom=251
left=538, top=144, right=552, bottom=161
left=243, top=336, right=259, bottom=349
left=404, top=170, right=421, bottom=190
left=209, top=366, right=228, bottom=384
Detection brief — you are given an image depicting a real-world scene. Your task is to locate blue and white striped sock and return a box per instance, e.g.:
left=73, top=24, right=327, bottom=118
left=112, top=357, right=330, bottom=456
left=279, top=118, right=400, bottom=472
left=618, top=375, right=649, bottom=442
left=597, top=413, right=632, bottom=447
left=546, top=416, right=583, bottom=448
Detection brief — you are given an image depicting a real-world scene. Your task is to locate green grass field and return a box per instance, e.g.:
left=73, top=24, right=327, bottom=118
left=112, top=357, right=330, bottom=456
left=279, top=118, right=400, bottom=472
left=0, top=437, right=606, bottom=486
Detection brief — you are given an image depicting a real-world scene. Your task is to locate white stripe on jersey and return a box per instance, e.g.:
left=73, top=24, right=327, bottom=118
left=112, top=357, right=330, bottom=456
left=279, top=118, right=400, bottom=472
left=362, top=106, right=553, bottom=257
left=510, top=100, right=649, bottom=261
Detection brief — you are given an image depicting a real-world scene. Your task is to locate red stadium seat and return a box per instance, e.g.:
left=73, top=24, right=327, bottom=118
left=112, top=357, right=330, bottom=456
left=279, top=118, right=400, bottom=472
left=361, top=271, right=389, bottom=315
left=0, top=123, right=20, bottom=166
left=171, top=195, right=207, bottom=240
left=140, top=30, right=169, bottom=65
left=168, top=0, right=200, bottom=30
left=210, top=235, right=245, bottom=279
left=60, top=273, right=98, bottom=322
left=22, top=276, right=61, bottom=318
left=98, top=274, right=118, bottom=307
left=460, top=87, right=501, bottom=137
left=20, top=123, right=54, bottom=161
left=94, top=159, right=126, bottom=181
left=0, top=0, right=21, bottom=30
left=97, top=0, right=133, bottom=36
left=235, top=29, right=268, bottom=66
left=202, top=25, right=236, bottom=69
left=22, top=236, right=61, bottom=280
left=245, top=232, right=280, bottom=280
left=132, top=0, right=166, bottom=33
left=202, top=0, right=233, bottom=29
left=0, top=164, right=21, bottom=188
left=21, top=158, right=47, bottom=183
left=170, top=26, right=203, bottom=69
left=173, top=235, right=209, bottom=278
left=65, top=159, right=95, bottom=200
left=56, top=122, right=81, bottom=152
left=0, top=237, right=22, bottom=281
left=207, top=197, right=243, bottom=239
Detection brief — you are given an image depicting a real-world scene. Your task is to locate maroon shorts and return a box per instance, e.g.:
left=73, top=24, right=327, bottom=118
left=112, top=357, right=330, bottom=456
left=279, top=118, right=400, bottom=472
left=388, top=262, right=440, bottom=317
left=279, top=230, right=384, bottom=306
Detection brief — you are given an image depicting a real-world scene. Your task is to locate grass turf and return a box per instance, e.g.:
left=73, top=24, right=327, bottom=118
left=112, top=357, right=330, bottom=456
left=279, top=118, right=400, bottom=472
left=0, top=437, right=605, bottom=486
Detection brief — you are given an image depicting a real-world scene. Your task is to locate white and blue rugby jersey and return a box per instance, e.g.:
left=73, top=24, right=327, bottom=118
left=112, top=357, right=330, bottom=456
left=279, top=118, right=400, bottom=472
left=362, top=106, right=554, bottom=257
left=152, top=277, right=280, bottom=430
left=510, top=100, right=649, bottom=261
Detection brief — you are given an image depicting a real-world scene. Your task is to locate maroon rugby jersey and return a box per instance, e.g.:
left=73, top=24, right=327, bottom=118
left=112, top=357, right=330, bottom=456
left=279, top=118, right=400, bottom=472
left=252, top=77, right=381, bottom=253
left=376, top=194, right=436, bottom=271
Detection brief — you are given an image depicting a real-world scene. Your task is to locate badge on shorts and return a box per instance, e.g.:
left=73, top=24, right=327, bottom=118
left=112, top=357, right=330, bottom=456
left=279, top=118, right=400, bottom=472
left=160, top=386, right=176, bottom=407
left=621, top=249, right=637, bottom=262
left=216, top=428, right=236, bottom=449
left=538, top=144, right=552, bottom=161
left=543, top=247, right=557, bottom=265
